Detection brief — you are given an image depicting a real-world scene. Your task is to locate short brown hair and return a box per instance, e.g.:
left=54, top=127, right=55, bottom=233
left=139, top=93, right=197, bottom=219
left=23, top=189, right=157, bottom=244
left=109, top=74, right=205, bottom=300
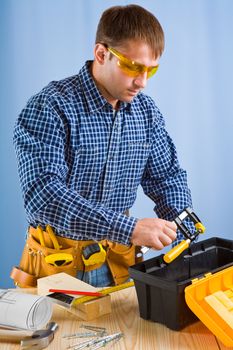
left=95, top=4, right=164, bottom=58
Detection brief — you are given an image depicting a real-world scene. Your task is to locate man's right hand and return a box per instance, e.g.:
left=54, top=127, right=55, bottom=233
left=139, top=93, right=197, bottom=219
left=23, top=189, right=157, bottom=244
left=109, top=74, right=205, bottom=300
left=131, top=218, right=177, bottom=250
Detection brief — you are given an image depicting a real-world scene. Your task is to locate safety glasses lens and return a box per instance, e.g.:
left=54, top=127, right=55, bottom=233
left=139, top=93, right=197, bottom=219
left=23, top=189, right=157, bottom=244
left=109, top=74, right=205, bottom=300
left=117, top=61, right=141, bottom=76
left=147, top=65, right=159, bottom=78
left=118, top=59, right=159, bottom=79
left=108, top=47, right=159, bottom=79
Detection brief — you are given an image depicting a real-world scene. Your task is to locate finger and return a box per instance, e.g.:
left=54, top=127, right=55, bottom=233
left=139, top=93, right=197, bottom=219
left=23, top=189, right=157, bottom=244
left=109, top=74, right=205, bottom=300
left=164, top=226, right=177, bottom=240
left=165, top=220, right=177, bottom=231
left=152, top=238, right=164, bottom=250
left=159, top=234, right=173, bottom=247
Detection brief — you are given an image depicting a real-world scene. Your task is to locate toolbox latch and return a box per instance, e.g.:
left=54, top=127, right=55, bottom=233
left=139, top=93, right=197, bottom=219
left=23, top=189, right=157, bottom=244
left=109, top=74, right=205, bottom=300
left=191, top=272, right=212, bottom=284
left=191, top=278, right=199, bottom=285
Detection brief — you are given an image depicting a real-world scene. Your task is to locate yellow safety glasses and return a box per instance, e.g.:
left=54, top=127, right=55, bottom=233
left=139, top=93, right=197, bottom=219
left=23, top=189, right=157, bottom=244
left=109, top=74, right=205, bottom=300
left=107, top=47, right=159, bottom=79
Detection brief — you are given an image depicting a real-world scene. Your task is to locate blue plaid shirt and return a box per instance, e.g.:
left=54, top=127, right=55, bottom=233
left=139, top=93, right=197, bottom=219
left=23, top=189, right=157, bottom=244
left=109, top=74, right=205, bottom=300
left=14, top=61, right=192, bottom=245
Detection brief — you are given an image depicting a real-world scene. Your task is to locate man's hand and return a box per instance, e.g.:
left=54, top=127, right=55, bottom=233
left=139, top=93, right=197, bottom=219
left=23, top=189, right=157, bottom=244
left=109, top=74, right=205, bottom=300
left=131, top=218, right=177, bottom=250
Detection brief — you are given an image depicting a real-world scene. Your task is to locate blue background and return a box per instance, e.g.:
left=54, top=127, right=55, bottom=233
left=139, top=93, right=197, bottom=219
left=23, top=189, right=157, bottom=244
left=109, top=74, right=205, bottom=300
left=1, top=0, right=233, bottom=288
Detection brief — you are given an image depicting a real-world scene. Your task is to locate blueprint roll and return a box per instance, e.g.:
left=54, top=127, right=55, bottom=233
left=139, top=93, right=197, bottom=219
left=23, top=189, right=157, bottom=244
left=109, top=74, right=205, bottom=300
left=0, top=289, right=52, bottom=330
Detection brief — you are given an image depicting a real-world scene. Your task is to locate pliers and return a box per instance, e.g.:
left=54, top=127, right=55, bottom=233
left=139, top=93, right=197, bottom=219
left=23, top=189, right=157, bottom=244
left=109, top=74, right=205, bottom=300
left=37, top=225, right=73, bottom=267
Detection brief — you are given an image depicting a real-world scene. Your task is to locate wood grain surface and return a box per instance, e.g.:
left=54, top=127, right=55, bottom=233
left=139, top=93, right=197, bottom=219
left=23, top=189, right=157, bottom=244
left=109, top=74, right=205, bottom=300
left=1, top=287, right=232, bottom=350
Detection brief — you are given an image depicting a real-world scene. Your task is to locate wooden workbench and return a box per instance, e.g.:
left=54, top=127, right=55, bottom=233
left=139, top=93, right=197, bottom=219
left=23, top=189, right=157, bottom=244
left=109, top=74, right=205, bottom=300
left=1, top=286, right=232, bottom=350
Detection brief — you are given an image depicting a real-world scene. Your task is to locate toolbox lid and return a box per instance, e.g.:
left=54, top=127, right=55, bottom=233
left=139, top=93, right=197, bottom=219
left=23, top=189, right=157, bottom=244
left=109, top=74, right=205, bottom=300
left=185, top=265, right=233, bottom=347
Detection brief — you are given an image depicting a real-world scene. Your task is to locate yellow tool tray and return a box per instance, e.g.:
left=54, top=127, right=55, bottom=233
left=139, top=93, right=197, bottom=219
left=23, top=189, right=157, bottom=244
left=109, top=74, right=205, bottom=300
left=185, top=265, right=233, bottom=347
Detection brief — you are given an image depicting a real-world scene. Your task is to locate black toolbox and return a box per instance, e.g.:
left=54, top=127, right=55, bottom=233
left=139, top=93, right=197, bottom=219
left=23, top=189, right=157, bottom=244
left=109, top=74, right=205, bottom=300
left=129, top=237, right=233, bottom=331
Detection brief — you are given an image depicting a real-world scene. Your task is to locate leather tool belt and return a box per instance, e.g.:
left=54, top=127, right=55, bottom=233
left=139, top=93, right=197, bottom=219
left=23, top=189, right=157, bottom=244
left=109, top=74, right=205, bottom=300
left=10, top=226, right=142, bottom=287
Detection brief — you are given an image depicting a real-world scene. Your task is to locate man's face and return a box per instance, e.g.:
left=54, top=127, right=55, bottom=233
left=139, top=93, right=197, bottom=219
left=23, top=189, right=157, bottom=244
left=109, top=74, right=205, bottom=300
left=95, top=40, right=160, bottom=108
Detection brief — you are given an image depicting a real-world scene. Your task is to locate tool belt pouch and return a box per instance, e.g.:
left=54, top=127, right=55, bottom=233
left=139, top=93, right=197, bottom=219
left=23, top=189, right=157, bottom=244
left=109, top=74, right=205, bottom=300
left=10, top=229, right=77, bottom=288
left=107, top=243, right=143, bottom=285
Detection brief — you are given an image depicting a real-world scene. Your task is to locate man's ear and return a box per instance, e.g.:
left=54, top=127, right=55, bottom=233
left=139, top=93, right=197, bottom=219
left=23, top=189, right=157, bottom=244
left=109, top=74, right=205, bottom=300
left=94, top=44, right=107, bottom=65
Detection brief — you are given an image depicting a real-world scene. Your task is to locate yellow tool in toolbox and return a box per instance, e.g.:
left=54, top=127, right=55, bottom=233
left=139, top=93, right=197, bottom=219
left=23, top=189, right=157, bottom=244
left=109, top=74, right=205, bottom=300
left=37, top=225, right=73, bottom=267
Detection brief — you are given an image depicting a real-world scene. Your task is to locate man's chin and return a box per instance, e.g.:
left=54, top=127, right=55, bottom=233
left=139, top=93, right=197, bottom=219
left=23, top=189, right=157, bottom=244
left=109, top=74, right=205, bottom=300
left=120, top=94, right=137, bottom=103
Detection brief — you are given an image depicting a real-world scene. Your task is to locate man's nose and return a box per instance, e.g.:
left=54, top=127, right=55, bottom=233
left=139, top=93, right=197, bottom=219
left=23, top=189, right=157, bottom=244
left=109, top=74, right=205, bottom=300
left=133, top=72, right=148, bottom=89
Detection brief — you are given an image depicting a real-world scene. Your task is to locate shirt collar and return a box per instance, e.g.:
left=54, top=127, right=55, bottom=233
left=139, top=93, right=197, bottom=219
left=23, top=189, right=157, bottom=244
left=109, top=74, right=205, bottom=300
left=78, top=61, right=133, bottom=114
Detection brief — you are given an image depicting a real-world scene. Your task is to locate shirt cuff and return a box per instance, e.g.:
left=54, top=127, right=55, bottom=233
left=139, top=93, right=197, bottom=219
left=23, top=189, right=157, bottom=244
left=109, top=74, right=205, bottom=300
left=109, top=212, right=138, bottom=246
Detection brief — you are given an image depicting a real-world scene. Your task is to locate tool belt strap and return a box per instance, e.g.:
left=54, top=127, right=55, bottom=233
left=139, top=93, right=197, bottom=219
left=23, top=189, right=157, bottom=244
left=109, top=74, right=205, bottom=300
left=10, top=266, right=37, bottom=288
left=11, top=226, right=142, bottom=287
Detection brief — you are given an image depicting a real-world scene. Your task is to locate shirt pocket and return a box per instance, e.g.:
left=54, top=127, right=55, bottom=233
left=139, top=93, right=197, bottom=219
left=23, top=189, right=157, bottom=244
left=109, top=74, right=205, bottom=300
left=123, top=141, right=150, bottom=191
left=68, top=145, right=104, bottom=196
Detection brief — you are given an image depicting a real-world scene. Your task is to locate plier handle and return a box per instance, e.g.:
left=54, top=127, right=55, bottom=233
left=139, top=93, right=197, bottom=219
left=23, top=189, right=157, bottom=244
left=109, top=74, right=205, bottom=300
left=37, top=225, right=61, bottom=250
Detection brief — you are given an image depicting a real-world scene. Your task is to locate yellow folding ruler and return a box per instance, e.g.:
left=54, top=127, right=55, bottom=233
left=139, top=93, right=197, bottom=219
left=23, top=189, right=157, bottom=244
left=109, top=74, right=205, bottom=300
left=72, top=280, right=134, bottom=306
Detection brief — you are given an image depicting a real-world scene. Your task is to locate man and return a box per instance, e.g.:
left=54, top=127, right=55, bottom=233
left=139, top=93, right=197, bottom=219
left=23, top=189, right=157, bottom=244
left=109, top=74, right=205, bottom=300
left=13, top=5, right=193, bottom=287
